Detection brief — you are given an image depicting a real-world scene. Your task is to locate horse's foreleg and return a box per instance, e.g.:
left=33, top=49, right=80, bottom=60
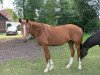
left=75, top=43, right=82, bottom=69
left=66, top=41, right=74, bottom=68
left=42, top=44, right=54, bottom=72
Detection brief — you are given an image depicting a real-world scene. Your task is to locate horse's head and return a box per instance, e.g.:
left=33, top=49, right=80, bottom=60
left=19, top=19, right=31, bottom=43
left=80, top=47, right=88, bottom=60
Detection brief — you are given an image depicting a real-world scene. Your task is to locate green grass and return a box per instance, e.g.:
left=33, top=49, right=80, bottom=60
left=0, top=34, right=100, bottom=75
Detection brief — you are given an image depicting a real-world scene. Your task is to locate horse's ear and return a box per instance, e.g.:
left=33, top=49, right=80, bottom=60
left=26, top=19, right=29, bottom=23
left=19, top=18, right=22, bottom=23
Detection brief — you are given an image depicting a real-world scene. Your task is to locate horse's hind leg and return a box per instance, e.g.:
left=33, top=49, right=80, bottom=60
left=66, top=41, right=75, bottom=68
left=75, top=42, right=82, bottom=69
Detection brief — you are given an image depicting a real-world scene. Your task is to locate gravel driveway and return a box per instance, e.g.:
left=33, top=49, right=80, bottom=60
left=0, top=38, right=43, bottom=63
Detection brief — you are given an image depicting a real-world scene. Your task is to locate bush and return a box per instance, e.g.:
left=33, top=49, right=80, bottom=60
left=84, top=18, right=99, bottom=33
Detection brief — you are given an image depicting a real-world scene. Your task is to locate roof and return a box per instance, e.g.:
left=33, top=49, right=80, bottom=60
left=0, top=9, right=18, bottom=21
left=0, top=10, right=10, bottom=20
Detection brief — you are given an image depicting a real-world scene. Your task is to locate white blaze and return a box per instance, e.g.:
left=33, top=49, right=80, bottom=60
left=23, top=24, right=26, bottom=37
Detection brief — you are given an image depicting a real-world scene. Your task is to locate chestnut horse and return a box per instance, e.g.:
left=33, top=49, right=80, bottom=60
left=19, top=19, right=83, bottom=72
left=20, top=20, right=32, bottom=43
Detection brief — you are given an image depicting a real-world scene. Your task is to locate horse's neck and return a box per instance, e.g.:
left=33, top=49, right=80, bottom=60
left=30, top=22, right=44, bottom=37
left=31, top=22, right=42, bottom=28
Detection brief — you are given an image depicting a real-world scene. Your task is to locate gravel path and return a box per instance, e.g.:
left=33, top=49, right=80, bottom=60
left=0, top=38, right=43, bottom=63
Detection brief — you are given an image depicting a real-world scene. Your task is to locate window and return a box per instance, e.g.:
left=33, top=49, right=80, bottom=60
left=7, top=23, right=12, bottom=28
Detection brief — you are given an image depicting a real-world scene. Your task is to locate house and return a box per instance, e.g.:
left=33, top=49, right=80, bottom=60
left=0, top=9, right=18, bottom=33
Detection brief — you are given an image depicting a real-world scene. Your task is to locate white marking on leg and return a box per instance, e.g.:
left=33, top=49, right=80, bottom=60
left=49, top=59, right=54, bottom=70
left=66, top=57, right=73, bottom=68
left=78, top=58, right=82, bottom=69
left=26, top=34, right=31, bottom=40
left=29, top=34, right=32, bottom=38
left=44, top=62, right=50, bottom=72
left=44, top=59, right=54, bottom=72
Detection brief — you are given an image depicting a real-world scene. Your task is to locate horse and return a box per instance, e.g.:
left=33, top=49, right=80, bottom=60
left=80, top=30, right=100, bottom=60
left=20, top=20, right=32, bottom=43
left=19, top=19, right=83, bottom=72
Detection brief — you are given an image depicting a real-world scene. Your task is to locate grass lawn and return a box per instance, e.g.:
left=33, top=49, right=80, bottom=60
left=0, top=33, right=22, bottom=39
left=0, top=34, right=100, bottom=75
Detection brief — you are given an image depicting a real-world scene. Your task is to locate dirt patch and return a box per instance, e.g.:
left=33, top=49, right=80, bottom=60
left=0, top=38, right=43, bottom=63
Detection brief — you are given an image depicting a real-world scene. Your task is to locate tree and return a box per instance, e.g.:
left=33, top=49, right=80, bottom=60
left=57, top=0, right=80, bottom=25
left=0, top=0, right=3, bottom=3
left=55, top=0, right=97, bottom=33
left=14, top=0, right=44, bottom=20
left=14, top=0, right=98, bottom=33
left=14, top=0, right=24, bottom=18
left=88, top=0, right=100, bottom=16
left=8, top=9, right=18, bottom=21
left=37, top=0, right=58, bottom=25
left=0, top=0, right=3, bottom=9
left=75, top=0, right=98, bottom=32
left=25, top=0, right=44, bottom=20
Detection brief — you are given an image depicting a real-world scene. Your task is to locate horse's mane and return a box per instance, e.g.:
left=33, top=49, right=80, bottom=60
left=29, top=21, right=43, bottom=26
left=29, top=21, right=51, bottom=31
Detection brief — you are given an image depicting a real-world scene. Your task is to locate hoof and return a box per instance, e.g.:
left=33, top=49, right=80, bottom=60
left=44, top=65, right=54, bottom=72
left=44, top=68, right=49, bottom=73
left=66, top=65, right=70, bottom=68
left=78, top=68, right=82, bottom=69
left=78, top=66, right=82, bottom=69
left=49, top=65, right=54, bottom=70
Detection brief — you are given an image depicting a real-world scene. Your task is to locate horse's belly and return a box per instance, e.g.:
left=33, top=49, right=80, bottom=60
left=49, top=42, right=66, bottom=46
left=48, top=36, right=67, bottom=46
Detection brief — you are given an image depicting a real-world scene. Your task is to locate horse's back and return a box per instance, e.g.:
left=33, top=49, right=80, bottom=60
left=55, top=24, right=83, bottom=39
left=46, top=24, right=83, bottom=45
